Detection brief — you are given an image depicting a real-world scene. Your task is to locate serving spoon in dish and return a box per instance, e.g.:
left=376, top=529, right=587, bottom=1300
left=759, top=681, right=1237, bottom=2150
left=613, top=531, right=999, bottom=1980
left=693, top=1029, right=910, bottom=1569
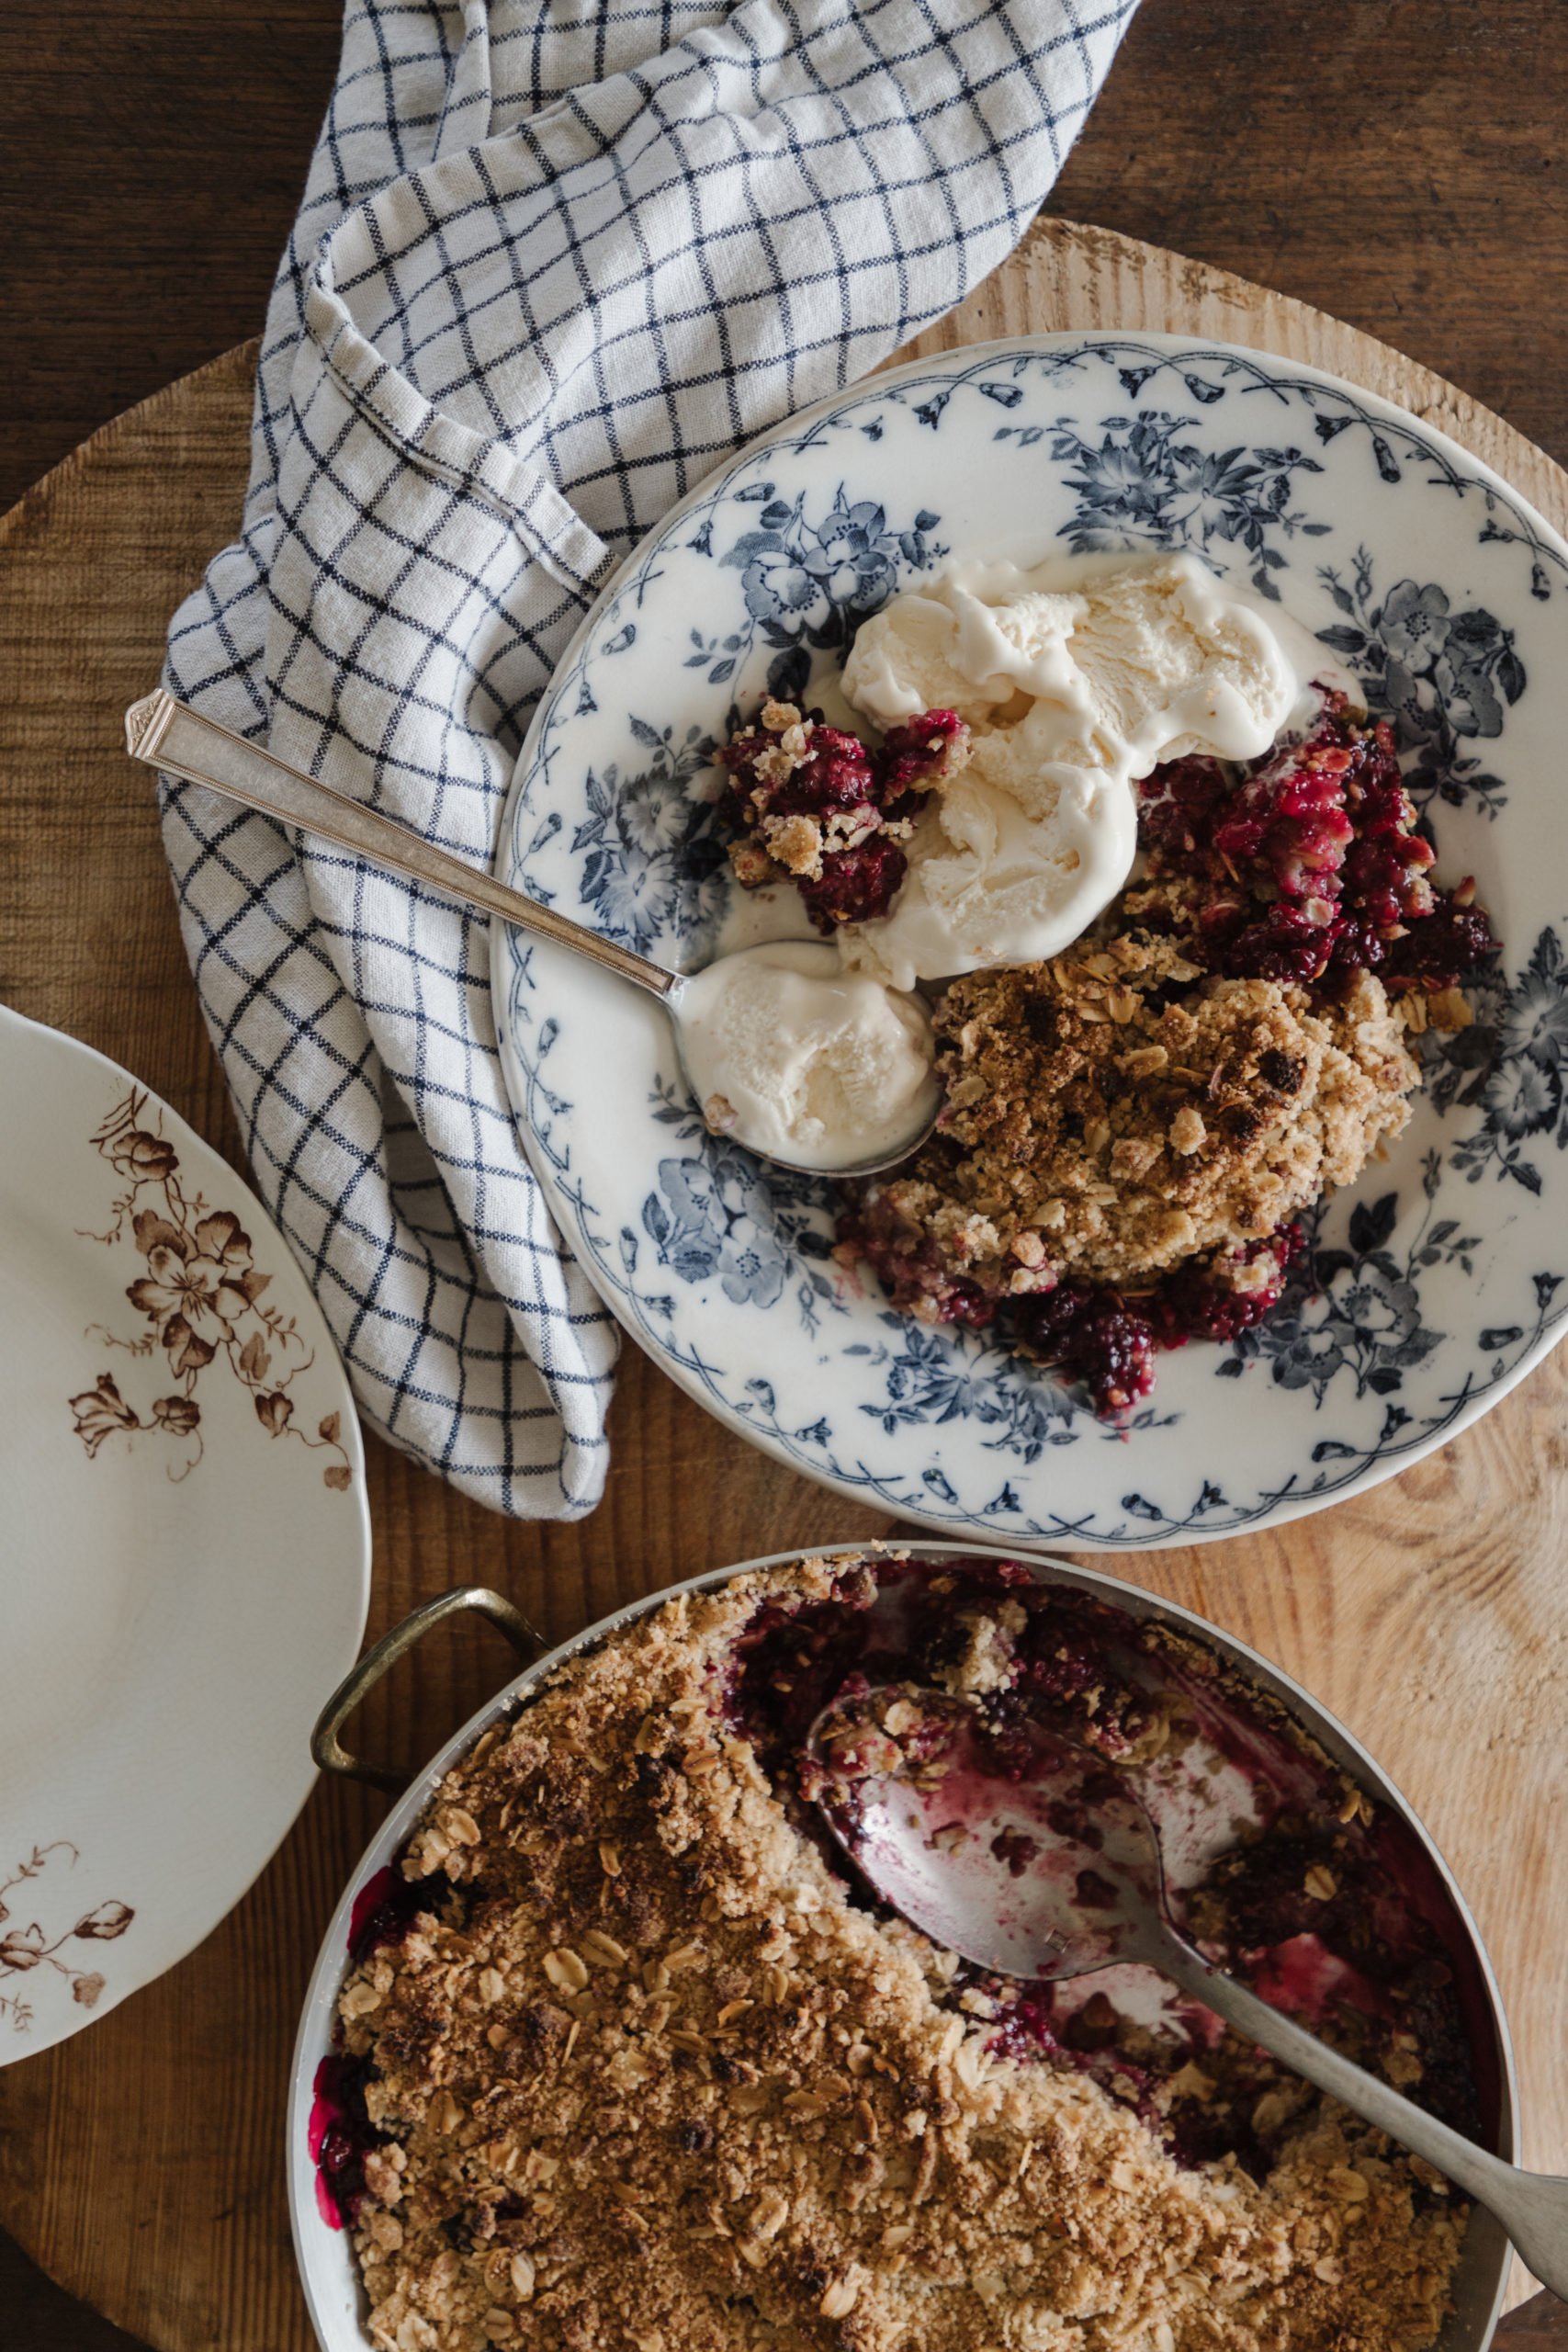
left=124, top=690, right=942, bottom=1181
left=809, top=1690, right=1568, bottom=2297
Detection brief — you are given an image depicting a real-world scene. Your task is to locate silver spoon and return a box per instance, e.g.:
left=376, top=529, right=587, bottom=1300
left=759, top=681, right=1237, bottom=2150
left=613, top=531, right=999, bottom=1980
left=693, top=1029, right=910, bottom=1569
left=810, top=1688, right=1568, bottom=2297
left=123, top=690, right=941, bottom=1180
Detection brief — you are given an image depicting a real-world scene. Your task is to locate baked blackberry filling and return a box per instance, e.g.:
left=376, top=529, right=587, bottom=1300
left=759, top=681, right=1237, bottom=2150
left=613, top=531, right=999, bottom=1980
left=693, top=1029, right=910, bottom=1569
left=711, top=688, right=1495, bottom=1419
left=715, top=699, right=969, bottom=931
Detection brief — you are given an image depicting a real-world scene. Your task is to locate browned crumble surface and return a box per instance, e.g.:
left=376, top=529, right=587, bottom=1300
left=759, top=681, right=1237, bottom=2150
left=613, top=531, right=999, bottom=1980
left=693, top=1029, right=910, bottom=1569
left=335, top=1562, right=1467, bottom=2352
left=867, top=908, right=1427, bottom=1298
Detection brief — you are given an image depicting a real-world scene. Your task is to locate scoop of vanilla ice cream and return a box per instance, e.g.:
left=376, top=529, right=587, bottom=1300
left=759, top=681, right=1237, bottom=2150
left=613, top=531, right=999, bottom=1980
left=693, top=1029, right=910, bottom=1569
left=838, top=552, right=1314, bottom=989
left=677, top=942, right=939, bottom=1171
left=846, top=762, right=1135, bottom=995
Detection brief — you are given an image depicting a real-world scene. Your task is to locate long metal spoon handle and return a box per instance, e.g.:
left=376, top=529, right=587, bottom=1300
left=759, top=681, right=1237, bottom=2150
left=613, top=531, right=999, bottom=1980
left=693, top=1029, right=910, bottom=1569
left=124, top=689, right=680, bottom=1003
left=1151, top=1929, right=1567, bottom=2295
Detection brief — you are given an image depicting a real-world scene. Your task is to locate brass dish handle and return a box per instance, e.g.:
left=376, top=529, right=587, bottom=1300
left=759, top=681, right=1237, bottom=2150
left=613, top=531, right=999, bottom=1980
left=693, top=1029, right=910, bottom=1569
left=312, top=1587, right=545, bottom=1792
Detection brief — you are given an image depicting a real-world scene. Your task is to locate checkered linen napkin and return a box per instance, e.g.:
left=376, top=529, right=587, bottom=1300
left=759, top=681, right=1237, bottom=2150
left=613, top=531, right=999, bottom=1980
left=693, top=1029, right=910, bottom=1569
left=160, top=0, right=1138, bottom=1520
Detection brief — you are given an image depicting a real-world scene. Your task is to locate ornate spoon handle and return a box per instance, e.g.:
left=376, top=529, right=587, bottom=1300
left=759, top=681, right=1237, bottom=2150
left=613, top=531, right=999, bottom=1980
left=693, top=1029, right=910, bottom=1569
left=124, top=690, right=681, bottom=1003
left=1146, top=1922, right=1567, bottom=2297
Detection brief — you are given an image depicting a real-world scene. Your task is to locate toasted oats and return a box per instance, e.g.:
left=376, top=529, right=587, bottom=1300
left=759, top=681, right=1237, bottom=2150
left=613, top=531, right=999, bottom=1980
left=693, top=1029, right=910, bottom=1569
left=843, top=934, right=1418, bottom=1307
left=750, top=2188, right=790, bottom=2241
left=1169, top=1103, right=1206, bottom=1155
left=819, top=2271, right=863, bottom=2319
left=1427, top=987, right=1472, bottom=1032
left=329, top=1562, right=1469, bottom=2352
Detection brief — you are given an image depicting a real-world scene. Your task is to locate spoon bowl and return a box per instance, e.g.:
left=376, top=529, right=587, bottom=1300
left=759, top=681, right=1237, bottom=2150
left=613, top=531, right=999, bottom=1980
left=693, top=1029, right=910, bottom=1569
left=124, top=692, right=940, bottom=1180
left=811, top=1687, right=1168, bottom=1979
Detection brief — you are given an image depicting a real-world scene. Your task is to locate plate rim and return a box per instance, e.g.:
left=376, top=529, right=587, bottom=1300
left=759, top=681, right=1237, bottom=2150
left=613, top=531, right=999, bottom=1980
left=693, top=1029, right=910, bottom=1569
left=0, top=1001, right=373, bottom=2060
left=491, top=329, right=1568, bottom=1551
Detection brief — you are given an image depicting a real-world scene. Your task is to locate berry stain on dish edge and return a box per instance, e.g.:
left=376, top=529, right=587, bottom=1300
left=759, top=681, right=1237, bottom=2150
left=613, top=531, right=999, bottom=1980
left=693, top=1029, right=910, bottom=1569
left=497, top=338, right=1568, bottom=1543
left=312, top=1555, right=1495, bottom=2350
left=313, top=1871, right=448, bottom=2230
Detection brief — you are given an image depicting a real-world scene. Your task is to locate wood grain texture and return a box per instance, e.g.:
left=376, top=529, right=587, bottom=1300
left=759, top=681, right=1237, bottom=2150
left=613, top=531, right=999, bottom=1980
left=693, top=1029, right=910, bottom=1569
left=1, top=220, right=1565, bottom=2349
left=3, top=4, right=1567, bottom=512
left=1043, top=0, right=1568, bottom=480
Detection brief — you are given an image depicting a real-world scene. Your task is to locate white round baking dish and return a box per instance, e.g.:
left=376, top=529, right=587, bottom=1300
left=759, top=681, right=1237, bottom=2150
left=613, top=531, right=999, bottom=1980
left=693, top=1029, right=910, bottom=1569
left=288, top=1547, right=1518, bottom=2352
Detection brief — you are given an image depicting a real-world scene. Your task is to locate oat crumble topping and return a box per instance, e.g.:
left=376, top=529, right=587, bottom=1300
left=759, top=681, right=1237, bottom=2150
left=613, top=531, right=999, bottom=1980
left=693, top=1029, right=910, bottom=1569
left=848, top=917, right=1421, bottom=1302
left=325, top=1561, right=1472, bottom=2352
left=825, top=723, right=1493, bottom=1408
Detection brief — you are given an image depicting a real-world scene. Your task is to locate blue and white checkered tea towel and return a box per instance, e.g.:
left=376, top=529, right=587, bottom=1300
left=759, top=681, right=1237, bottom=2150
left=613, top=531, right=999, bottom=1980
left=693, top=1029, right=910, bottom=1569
left=161, top=0, right=1138, bottom=1520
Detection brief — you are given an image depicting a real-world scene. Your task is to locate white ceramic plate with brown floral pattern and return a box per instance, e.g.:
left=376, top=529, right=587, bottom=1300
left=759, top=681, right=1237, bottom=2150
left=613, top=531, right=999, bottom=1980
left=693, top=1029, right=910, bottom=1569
left=0, top=1005, right=370, bottom=2061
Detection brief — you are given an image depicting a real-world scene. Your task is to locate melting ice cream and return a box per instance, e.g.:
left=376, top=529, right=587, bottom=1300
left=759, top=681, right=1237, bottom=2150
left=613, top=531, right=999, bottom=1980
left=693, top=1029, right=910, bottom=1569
left=677, top=941, right=940, bottom=1172
left=838, top=550, right=1328, bottom=990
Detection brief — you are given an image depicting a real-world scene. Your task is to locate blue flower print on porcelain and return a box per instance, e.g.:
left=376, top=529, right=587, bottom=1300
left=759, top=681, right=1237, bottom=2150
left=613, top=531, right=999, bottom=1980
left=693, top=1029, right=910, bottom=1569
left=572, top=722, right=728, bottom=956
left=1439, top=926, right=1568, bottom=1193
left=1315, top=548, right=1524, bottom=819
left=495, top=334, right=1568, bottom=1548
left=640, top=1080, right=846, bottom=1337
left=715, top=487, right=944, bottom=707
left=1041, top=403, right=1332, bottom=595
left=647, top=1148, right=789, bottom=1309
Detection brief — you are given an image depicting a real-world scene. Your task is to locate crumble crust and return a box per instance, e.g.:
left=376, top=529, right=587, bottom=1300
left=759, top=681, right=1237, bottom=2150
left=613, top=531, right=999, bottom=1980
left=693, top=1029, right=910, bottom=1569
left=333, top=1564, right=1466, bottom=2352
left=863, top=912, right=1422, bottom=1301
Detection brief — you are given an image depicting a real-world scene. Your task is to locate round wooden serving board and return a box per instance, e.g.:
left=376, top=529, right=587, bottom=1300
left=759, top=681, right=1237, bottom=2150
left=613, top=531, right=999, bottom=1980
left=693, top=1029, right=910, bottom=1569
left=1, top=217, right=1564, bottom=2350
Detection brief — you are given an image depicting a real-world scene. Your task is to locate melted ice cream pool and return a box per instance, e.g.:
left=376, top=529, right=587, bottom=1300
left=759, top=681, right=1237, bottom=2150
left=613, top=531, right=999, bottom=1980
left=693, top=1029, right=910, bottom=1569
left=836, top=550, right=1339, bottom=992
left=678, top=942, right=941, bottom=1171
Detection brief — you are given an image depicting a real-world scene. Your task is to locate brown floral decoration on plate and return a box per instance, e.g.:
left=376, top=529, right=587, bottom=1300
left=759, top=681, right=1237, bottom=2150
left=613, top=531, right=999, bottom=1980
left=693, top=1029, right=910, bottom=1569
left=67, top=1090, right=353, bottom=1488
left=0, top=1843, right=134, bottom=2034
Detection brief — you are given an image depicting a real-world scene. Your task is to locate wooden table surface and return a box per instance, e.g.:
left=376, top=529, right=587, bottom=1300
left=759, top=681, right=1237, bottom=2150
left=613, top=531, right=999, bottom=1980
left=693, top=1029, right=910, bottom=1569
left=2, top=6, right=1566, bottom=2349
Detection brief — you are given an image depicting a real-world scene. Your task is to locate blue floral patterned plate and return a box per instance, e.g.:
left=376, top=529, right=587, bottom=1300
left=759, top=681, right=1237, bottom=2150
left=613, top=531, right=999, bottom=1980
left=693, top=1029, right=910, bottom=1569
left=493, top=334, right=1568, bottom=1550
